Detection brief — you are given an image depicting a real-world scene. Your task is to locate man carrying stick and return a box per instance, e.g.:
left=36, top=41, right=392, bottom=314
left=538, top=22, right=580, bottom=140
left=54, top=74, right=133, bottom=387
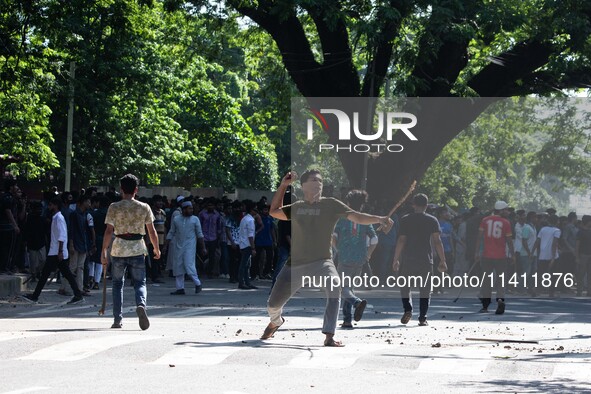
left=261, top=170, right=392, bottom=347
left=101, top=174, right=161, bottom=330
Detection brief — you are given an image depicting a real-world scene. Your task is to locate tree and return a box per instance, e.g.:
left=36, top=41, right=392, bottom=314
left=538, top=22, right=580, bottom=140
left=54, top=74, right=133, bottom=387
left=420, top=97, right=591, bottom=211
left=0, top=0, right=278, bottom=189
left=0, top=0, right=60, bottom=177
left=224, top=0, right=591, bottom=200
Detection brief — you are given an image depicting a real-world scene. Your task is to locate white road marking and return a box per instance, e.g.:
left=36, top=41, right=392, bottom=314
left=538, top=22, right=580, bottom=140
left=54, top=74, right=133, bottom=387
left=416, top=347, right=508, bottom=375
left=288, top=343, right=388, bottom=369
left=1, top=387, right=50, bottom=394
left=151, top=343, right=241, bottom=365
left=0, top=332, right=52, bottom=342
left=551, top=358, right=591, bottom=380
left=17, top=334, right=158, bottom=361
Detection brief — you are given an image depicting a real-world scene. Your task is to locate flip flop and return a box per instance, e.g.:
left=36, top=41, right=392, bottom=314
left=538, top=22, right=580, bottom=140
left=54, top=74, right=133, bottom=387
left=324, top=338, right=345, bottom=347
left=261, top=317, right=284, bottom=340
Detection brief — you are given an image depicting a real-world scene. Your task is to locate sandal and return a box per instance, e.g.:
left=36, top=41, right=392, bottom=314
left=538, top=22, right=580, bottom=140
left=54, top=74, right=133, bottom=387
left=261, top=317, right=284, bottom=340
left=324, top=338, right=344, bottom=347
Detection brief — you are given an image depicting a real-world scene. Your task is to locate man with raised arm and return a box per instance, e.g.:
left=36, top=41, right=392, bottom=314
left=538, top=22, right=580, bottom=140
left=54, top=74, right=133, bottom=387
left=261, top=170, right=392, bottom=347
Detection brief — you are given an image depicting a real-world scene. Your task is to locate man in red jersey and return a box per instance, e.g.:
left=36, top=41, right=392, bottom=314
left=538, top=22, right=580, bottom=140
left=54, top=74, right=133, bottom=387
left=474, top=201, right=515, bottom=315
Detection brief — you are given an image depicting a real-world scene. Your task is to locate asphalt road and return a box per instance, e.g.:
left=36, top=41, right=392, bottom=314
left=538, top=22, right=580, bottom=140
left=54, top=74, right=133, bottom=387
left=1, top=277, right=590, bottom=393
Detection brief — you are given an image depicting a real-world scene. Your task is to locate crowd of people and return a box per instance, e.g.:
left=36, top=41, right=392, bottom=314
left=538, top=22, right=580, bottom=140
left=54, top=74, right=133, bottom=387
left=1, top=173, right=590, bottom=344
left=0, top=179, right=289, bottom=293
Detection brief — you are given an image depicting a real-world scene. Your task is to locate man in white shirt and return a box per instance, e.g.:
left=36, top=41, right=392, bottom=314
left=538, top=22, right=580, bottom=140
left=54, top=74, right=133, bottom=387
left=520, top=211, right=538, bottom=294
left=22, top=197, right=84, bottom=304
left=534, top=215, right=560, bottom=297
left=238, top=200, right=257, bottom=289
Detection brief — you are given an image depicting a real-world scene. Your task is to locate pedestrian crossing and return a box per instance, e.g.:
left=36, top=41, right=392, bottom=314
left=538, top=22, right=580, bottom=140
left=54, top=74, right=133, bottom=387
left=415, top=347, right=507, bottom=375
left=288, top=343, right=388, bottom=369
left=5, top=294, right=591, bottom=391
left=18, top=334, right=158, bottom=361
left=2, top=319, right=589, bottom=381
left=152, top=344, right=240, bottom=366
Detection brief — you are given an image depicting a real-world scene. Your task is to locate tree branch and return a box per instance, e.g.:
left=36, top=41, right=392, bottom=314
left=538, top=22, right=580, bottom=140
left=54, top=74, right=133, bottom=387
left=228, top=0, right=325, bottom=97
left=361, top=0, right=414, bottom=97
left=501, top=69, right=591, bottom=96
left=467, top=39, right=555, bottom=96
left=302, top=2, right=359, bottom=96
left=410, top=8, right=472, bottom=97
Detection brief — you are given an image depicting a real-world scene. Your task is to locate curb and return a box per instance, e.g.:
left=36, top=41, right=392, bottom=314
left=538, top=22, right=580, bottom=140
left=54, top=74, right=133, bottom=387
left=0, top=274, right=28, bottom=298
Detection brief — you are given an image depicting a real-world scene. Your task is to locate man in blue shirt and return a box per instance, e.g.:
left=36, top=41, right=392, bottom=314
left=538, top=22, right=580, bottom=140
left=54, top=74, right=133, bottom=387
left=253, top=204, right=276, bottom=280
left=333, top=190, right=377, bottom=328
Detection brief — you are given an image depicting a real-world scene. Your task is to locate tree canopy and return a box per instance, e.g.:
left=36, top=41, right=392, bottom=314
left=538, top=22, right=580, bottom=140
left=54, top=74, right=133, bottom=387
left=225, top=0, right=591, bottom=202
left=1, top=0, right=590, bottom=210
left=1, top=0, right=280, bottom=190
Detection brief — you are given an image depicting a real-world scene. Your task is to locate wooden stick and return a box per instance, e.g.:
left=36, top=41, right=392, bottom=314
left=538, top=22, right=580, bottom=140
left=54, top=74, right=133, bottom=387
left=98, top=266, right=107, bottom=316
left=466, top=337, right=539, bottom=344
left=379, top=180, right=417, bottom=234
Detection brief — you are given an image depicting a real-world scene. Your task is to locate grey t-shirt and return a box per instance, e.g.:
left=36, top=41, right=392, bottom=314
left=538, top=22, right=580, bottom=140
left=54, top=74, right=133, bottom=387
left=283, top=198, right=352, bottom=266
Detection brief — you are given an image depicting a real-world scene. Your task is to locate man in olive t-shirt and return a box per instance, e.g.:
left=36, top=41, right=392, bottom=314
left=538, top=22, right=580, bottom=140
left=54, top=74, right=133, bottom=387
left=261, top=170, right=392, bottom=347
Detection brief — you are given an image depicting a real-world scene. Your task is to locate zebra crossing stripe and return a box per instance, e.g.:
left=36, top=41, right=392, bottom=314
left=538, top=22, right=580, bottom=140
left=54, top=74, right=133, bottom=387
left=551, top=360, right=591, bottom=380
left=151, top=343, right=241, bottom=365
left=288, top=343, right=388, bottom=369
left=17, top=334, right=158, bottom=361
left=1, top=387, right=51, bottom=394
left=156, top=307, right=225, bottom=318
left=416, top=346, right=509, bottom=375
left=0, top=332, right=52, bottom=342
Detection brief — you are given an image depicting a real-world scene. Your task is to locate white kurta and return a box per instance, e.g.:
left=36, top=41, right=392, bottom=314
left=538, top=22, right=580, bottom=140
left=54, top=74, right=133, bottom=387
left=166, top=214, right=204, bottom=277
left=165, top=208, right=182, bottom=271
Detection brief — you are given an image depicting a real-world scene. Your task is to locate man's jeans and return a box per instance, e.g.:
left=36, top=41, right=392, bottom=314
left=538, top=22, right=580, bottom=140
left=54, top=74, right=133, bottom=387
left=219, top=243, right=229, bottom=276
left=271, top=246, right=290, bottom=289
left=62, top=249, right=86, bottom=293
left=32, top=255, right=82, bottom=299
left=111, top=255, right=147, bottom=323
left=0, top=228, right=17, bottom=272
left=578, top=254, right=591, bottom=294
left=205, top=240, right=218, bottom=275
left=338, top=263, right=363, bottom=324
left=518, top=254, right=534, bottom=290
left=238, top=247, right=252, bottom=286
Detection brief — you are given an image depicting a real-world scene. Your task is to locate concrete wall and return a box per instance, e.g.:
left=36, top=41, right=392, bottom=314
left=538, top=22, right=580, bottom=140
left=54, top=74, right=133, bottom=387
left=136, top=187, right=224, bottom=199
left=94, top=185, right=277, bottom=203
left=225, top=188, right=275, bottom=203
